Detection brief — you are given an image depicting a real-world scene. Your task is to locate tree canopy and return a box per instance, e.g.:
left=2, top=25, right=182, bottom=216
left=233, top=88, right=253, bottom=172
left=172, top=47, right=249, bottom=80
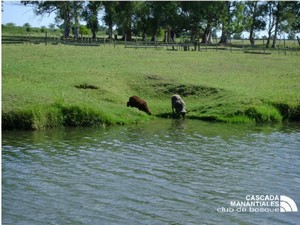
left=20, top=1, right=300, bottom=46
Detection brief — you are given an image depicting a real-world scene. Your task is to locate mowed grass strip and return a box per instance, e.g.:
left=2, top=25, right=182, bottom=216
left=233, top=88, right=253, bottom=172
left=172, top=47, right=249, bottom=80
left=2, top=45, right=300, bottom=129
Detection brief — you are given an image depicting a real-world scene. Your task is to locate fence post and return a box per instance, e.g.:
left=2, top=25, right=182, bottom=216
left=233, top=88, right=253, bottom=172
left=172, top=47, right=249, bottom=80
left=284, top=38, right=286, bottom=55
left=45, top=31, right=48, bottom=45
left=124, top=34, right=127, bottom=48
left=242, top=36, right=244, bottom=52
left=135, top=36, right=137, bottom=49
left=278, top=37, right=281, bottom=54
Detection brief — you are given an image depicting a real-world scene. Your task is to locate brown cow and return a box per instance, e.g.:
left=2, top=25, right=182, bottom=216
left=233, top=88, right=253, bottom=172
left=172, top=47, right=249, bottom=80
left=127, top=96, right=152, bottom=115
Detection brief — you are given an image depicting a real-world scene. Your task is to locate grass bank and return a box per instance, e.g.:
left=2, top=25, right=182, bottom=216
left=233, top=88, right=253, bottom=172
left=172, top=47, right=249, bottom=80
left=2, top=45, right=300, bottom=130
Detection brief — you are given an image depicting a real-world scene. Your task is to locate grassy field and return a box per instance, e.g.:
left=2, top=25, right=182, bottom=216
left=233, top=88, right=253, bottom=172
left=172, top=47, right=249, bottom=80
left=2, top=44, right=300, bottom=129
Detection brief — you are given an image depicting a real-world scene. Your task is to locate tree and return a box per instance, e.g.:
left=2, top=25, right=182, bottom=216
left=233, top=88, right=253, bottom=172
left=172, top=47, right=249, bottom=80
left=21, top=1, right=83, bottom=38
left=133, top=1, right=151, bottom=40
left=144, top=1, right=165, bottom=41
left=265, top=1, right=276, bottom=48
left=40, top=26, right=47, bottom=33
left=23, top=22, right=31, bottom=32
left=48, top=23, right=56, bottom=30
left=278, top=2, right=300, bottom=39
left=144, top=1, right=180, bottom=42
left=115, top=1, right=138, bottom=41
left=200, top=2, right=224, bottom=44
left=219, top=1, right=246, bottom=44
left=181, top=1, right=203, bottom=42
left=6, top=22, right=16, bottom=27
left=22, top=1, right=72, bottom=38
left=72, top=1, right=84, bottom=39
left=265, top=1, right=299, bottom=48
left=79, top=25, right=90, bottom=36
left=159, top=1, right=180, bottom=43
left=59, top=2, right=72, bottom=38
left=102, top=1, right=118, bottom=41
left=291, top=2, right=300, bottom=33
left=82, top=1, right=102, bottom=40
left=272, top=1, right=284, bottom=48
left=181, top=1, right=224, bottom=43
left=244, top=1, right=267, bottom=45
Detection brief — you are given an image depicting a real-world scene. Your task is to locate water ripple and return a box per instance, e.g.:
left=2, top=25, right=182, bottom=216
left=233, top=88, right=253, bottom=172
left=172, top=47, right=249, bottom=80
left=2, top=121, right=300, bottom=224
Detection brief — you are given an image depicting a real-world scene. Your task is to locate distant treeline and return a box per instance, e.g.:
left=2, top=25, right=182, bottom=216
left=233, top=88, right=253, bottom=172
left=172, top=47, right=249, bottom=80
left=6, top=1, right=300, bottom=47
left=2, top=23, right=106, bottom=37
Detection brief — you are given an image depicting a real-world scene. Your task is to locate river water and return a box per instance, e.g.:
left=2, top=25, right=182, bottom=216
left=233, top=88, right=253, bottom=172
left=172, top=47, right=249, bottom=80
left=2, top=119, right=300, bottom=225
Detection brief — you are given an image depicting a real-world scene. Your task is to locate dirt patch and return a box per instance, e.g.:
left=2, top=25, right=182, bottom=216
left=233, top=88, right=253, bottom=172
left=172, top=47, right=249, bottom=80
left=146, top=74, right=165, bottom=81
left=156, top=83, right=222, bottom=97
left=75, top=83, right=99, bottom=90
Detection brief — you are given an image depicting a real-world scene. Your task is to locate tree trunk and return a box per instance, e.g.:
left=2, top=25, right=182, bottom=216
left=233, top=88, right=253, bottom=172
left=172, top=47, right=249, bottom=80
left=163, top=31, right=168, bottom=42
left=142, top=32, right=147, bottom=42
left=219, top=22, right=229, bottom=45
left=266, top=19, right=273, bottom=48
left=201, top=24, right=212, bottom=44
left=121, top=15, right=132, bottom=41
left=64, top=26, right=70, bottom=39
left=219, top=2, right=231, bottom=45
left=74, top=27, right=79, bottom=39
left=63, top=16, right=71, bottom=38
left=121, top=28, right=132, bottom=41
left=63, top=3, right=71, bottom=38
left=170, top=30, right=175, bottom=42
left=108, top=23, right=113, bottom=42
left=73, top=2, right=79, bottom=39
left=266, top=29, right=272, bottom=48
left=190, top=28, right=197, bottom=42
left=272, top=2, right=281, bottom=48
left=164, top=30, right=171, bottom=43
left=249, top=29, right=255, bottom=46
left=219, top=29, right=228, bottom=45
left=272, top=14, right=280, bottom=48
left=92, top=31, right=96, bottom=40
left=249, top=1, right=257, bottom=46
left=151, top=29, right=158, bottom=42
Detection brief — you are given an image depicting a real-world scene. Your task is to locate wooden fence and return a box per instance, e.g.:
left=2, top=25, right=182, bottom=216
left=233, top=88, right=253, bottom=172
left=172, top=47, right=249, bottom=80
left=2, top=33, right=300, bottom=55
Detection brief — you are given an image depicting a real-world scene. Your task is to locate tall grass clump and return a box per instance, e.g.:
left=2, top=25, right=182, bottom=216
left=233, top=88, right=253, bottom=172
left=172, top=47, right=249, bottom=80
left=244, top=104, right=283, bottom=123
left=2, top=103, right=131, bottom=130
left=61, top=105, right=112, bottom=127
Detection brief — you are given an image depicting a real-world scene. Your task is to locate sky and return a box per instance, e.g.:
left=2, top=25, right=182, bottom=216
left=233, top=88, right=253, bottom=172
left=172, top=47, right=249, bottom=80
left=1, top=1, right=57, bottom=28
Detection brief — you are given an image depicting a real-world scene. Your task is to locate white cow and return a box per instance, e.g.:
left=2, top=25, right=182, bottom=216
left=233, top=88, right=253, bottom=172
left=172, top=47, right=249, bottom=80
left=171, top=94, right=186, bottom=119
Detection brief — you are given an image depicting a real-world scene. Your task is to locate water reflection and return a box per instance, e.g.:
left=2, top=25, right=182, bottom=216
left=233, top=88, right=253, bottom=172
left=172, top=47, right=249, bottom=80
left=2, top=120, right=300, bottom=225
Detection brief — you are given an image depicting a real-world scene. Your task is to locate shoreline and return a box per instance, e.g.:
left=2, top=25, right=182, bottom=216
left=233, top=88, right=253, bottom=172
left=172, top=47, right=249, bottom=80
left=2, top=101, right=300, bottom=130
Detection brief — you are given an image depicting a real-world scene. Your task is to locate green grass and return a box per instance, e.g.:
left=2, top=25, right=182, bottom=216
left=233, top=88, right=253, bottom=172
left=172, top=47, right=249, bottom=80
left=2, top=44, right=300, bottom=129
